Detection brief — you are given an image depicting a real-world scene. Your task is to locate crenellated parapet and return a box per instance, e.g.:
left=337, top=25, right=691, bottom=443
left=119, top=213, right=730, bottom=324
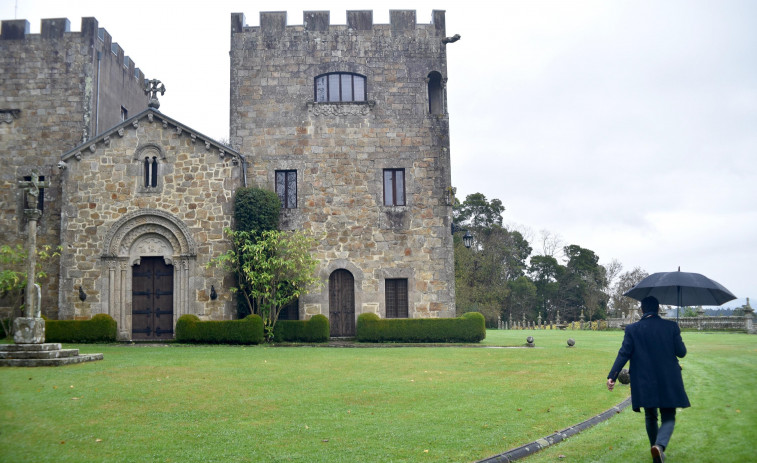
left=231, top=10, right=447, bottom=39
left=1, top=17, right=144, bottom=84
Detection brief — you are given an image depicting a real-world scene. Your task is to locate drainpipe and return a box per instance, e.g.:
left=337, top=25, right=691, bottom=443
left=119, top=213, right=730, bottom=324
left=95, top=51, right=101, bottom=135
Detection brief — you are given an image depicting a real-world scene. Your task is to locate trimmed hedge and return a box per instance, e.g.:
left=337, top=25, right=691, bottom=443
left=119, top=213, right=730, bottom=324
left=234, top=187, right=281, bottom=233
left=175, top=314, right=264, bottom=344
left=356, top=311, right=486, bottom=343
left=273, top=314, right=329, bottom=343
left=44, top=313, right=117, bottom=343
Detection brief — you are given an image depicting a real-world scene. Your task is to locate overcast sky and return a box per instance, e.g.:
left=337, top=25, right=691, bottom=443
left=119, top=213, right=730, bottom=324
left=4, top=0, right=755, bottom=308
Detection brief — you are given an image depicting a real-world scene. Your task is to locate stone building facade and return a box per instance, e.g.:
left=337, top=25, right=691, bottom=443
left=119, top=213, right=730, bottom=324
left=230, top=11, right=457, bottom=335
left=1, top=10, right=458, bottom=340
left=0, top=18, right=148, bottom=315
left=57, top=109, right=243, bottom=340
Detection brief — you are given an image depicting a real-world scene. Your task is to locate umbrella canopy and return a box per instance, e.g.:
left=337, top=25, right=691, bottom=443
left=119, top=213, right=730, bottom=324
left=624, top=270, right=737, bottom=307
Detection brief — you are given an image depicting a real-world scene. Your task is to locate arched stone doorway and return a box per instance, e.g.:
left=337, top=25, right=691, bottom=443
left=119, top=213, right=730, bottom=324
left=329, top=269, right=355, bottom=337
left=101, top=209, right=196, bottom=340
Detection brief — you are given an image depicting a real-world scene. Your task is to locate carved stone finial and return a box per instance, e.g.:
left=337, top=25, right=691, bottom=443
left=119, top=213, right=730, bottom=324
left=144, top=78, right=166, bottom=109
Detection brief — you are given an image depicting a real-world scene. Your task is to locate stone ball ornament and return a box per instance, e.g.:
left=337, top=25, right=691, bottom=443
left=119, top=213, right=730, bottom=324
left=567, top=338, right=575, bottom=347
left=618, top=368, right=631, bottom=385
left=526, top=336, right=535, bottom=347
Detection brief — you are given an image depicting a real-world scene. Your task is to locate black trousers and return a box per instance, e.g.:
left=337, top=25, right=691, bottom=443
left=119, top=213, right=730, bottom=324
left=644, top=407, right=676, bottom=450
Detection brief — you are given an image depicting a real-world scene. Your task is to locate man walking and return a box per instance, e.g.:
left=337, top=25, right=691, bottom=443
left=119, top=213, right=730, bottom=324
left=607, top=296, right=690, bottom=462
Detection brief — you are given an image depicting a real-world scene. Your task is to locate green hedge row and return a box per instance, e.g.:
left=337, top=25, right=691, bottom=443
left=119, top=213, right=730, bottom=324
left=356, top=311, right=486, bottom=343
left=44, top=314, right=118, bottom=343
left=273, top=314, right=329, bottom=342
left=175, top=314, right=264, bottom=344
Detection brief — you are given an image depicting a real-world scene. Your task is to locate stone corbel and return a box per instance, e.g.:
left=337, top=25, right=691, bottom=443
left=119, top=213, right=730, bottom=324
left=103, top=135, right=111, bottom=146
left=118, top=128, right=125, bottom=137
left=57, top=160, right=68, bottom=170
left=74, top=152, right=82, bottom=161
left=89, top=144, right=97, bottom=153
left=218, top=149, right=225, bottom=159
left=132, top=120, right=139, bottom=129
left=205, top=141, right=211, bottom=150
left=176, top=127, right=182, bottom=136
left=191, top=134, right=197, bottom=143
left=162, top=120, right=168, bottom=129
left=1, top=109, right=21, bottom=123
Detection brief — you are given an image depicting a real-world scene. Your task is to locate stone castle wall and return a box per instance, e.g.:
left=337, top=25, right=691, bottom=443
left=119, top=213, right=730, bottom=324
left=0, top=17, right=147, bottom=316
left=58, top=110, right=242, bottom=338
left=230, top=10, right=457, bottom=319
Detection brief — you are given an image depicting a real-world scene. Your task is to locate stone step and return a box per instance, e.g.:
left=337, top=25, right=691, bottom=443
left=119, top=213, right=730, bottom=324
left=0, top=353, right=103, bottom=367
left=0, top=343, right=63, bottom=352
left=0, top=348, right=80, bottom=360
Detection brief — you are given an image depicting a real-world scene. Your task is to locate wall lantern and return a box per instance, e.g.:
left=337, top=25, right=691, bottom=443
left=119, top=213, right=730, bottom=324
left=451, top=223, right=473, bottom=249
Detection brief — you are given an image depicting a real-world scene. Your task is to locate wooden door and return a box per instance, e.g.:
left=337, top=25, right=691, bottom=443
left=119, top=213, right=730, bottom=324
left=329, top=269, right=355, bottom=337
left=132, top=257, right=174, bottom=340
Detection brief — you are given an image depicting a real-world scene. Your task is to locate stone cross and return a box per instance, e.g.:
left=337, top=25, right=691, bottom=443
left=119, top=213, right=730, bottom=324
left=17, top=170, right=48, bottom=319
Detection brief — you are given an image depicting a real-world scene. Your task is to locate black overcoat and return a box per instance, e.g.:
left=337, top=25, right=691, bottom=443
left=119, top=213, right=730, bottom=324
left=608, top=313, right=691, bottom=412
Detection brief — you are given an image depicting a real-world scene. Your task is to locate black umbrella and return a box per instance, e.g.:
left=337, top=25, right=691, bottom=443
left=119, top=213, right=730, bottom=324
left=624, top=268, right=736, bottom=320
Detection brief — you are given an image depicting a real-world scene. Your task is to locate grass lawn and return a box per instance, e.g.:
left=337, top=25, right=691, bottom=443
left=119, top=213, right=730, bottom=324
left=1, top=330, right=754, bottom=462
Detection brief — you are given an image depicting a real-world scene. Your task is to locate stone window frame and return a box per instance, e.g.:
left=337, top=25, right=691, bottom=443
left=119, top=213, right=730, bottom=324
left=133, top=143, right=166, bottom=194
left=426, top=71, right=445, bottom=115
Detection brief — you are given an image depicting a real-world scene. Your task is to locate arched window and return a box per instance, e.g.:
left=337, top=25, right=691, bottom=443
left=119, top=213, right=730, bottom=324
left=144, top=156, right=158, bottom=188
left=315, top=72, right=366, bottom=102
left=427, top=71, right=443, bottom=115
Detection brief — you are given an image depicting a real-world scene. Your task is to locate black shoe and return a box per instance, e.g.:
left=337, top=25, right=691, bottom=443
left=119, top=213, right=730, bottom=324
left=651, top=445, right=665, bottom=463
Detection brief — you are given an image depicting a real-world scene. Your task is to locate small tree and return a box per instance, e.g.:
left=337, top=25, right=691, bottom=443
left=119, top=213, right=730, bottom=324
left=0, top=244, right=60, bottom=338
left=210, top=228, right=320, bottom=341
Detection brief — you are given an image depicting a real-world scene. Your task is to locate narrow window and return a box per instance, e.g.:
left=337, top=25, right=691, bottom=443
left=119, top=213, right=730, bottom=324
left=144, top=157, right=158, bottom=188
left=315, top=73, right=367, bottom=103
left=121, top=106, right=128, bottom=121
left=386, top=279, right=408, bottom=318
left=151, top=157, right=158, bottom=188
left=428, top=71, right=443, bottom=114
left=275, top=170, right=297, bottom=209
left=383, top=169, right=405, bottom=206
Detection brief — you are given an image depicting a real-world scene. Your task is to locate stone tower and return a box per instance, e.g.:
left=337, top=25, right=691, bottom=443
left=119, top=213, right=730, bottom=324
left=0, top=18, right=148, bottom=314
left=230, top=10, right=458, bottom=335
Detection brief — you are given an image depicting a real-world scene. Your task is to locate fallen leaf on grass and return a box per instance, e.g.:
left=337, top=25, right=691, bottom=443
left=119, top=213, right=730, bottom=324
left=95, top=438, right=103, bottom=443
left=322, top=439, right=329, bottom=443
left=424, top=449, right=429, bottom=453
left=60, top=441, right=65, bottom=445
left=71, top=397, right=80, bottom=400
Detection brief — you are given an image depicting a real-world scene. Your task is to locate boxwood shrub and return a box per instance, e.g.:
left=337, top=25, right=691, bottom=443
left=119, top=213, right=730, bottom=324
left=356, top=311, right=486, bottom=343
left=175, top=313, right=264, bottom=344
left=273, top=314, right=329, bottom=342
left=44, top=313, right=117, bottom=343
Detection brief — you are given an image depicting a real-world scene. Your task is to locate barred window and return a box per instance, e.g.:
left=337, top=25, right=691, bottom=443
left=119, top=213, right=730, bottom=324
left=385, top=279, right=408, bottom=318
left=315, top=73, right=366, bottom=103
left=276, top=170, right=297, bottom=209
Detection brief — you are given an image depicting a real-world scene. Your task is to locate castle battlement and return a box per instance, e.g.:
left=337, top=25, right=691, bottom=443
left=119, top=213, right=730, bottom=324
left=232, top=10, right=446, bottom=36
left=1, top=17, right=144, bottom=84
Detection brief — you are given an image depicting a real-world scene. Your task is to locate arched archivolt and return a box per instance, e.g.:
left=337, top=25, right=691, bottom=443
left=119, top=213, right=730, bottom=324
left=103, top=208, right=196, bottom=258
left=100, top=209, right=196, bottom=340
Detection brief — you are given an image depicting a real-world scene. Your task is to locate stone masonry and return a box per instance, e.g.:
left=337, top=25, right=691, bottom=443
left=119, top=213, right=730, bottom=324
left=58, top=109, right=243, bottom=340
left=231, top=10, right=457, bottom=327
left=0, top=18, right=148, bottom=315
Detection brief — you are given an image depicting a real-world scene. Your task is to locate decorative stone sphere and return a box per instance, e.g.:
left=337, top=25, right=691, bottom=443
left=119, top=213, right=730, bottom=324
left=567, top=338, right=575, bottom=347
left=618, top=368, right=631, bottom=385
left=526, top=336, right=534, bottom=343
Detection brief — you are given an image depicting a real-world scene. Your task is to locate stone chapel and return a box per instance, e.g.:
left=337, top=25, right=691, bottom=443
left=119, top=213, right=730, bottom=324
left=0, top=10, right=459, bottom=340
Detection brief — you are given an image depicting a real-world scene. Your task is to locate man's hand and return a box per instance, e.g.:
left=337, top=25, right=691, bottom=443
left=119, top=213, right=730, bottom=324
left=607, top=378, right=615, bottom=391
